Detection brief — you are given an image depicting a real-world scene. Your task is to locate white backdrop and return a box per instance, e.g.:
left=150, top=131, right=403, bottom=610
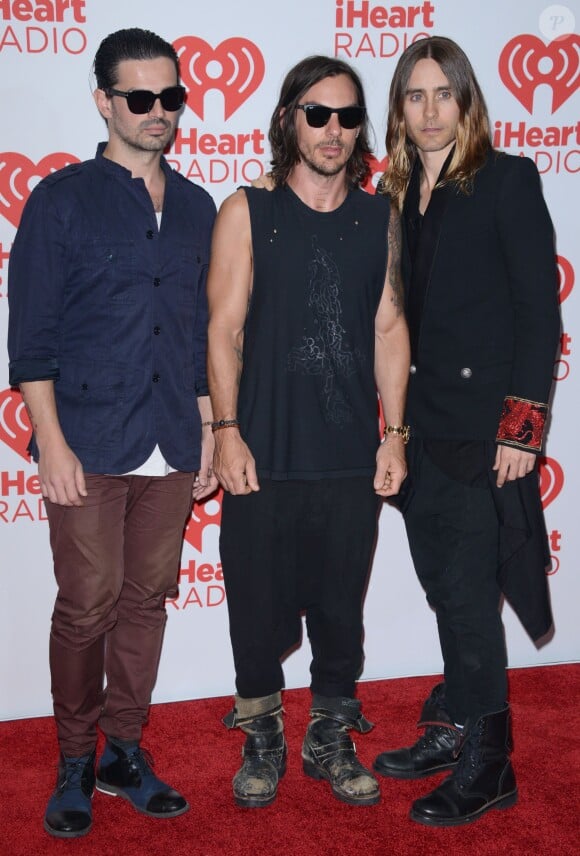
left=0, top=0, right=578, bottom=720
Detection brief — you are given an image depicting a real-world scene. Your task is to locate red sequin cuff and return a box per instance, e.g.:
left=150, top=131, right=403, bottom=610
left=496, top=396, right=548, bottom=452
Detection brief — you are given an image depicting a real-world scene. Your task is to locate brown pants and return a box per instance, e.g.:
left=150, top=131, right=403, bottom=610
left=45, top=471, right=194, bottom=756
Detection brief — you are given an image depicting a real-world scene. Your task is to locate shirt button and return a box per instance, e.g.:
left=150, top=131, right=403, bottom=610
left=153, top=326, right=161, bottom=335
left=153, top=277, right=160, bottom=287
left=81, top=383, right=88, bottom=390
left=152, top=373, right=160, bottom=383
left=410, top=364, right=417, bottom=374
left=460, top=367, right=472, bottom=378
left=146, top=229, right=154, bottom=239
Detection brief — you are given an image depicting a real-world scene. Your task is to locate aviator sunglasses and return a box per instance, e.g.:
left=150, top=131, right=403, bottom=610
left=295, top=103, right=365, bottom=129
left=106, top=85, right=186, bottom=114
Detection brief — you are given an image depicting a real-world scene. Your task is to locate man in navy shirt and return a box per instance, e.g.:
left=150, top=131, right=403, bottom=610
left=8, top=28, right=216, bottom=838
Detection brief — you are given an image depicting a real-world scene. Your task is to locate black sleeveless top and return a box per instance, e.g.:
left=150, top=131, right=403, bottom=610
left=238, top=185, right=390, bottom=480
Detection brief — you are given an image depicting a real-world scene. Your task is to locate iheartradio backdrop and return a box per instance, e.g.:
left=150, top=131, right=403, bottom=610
left=0, top=0, right=578, bottom=719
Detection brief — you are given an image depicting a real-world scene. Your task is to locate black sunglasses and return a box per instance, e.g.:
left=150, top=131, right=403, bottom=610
left=106, top=85, right=186, bottom=114
left=295, top=103, right=365, bottom=129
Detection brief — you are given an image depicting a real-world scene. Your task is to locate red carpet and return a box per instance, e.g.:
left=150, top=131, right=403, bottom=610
left=1, top=665, right=578, bottom=855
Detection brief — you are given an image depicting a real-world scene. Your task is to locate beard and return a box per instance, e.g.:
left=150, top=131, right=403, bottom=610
left=299, top=138, right=352, bottom=178
left=111, top=115, right=175, bottom=153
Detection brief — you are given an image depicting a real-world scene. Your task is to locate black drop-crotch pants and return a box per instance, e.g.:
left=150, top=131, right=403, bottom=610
left=220, top=477, right=381, bottom=700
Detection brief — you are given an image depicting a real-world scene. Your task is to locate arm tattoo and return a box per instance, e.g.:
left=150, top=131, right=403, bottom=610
left=387, top=207, right=404, bottom=317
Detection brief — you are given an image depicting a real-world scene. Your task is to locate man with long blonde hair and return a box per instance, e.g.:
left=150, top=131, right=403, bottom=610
left=373, top=36, right=560, bottom=826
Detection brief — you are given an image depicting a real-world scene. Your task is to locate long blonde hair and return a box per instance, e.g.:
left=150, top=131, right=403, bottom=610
left=380, top=36, right=491, bottom=209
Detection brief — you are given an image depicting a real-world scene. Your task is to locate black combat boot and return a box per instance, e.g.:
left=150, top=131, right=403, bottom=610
left=225, top=692, right=287, bottom=808
left=410, top=705, right=518, bottom=826
left=302, top=696, right=380, bottom=806
left=374, top=683, right=462, bottom=779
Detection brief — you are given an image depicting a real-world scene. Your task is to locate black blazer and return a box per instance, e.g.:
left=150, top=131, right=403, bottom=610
left=403, top=150, right=560, bottom=442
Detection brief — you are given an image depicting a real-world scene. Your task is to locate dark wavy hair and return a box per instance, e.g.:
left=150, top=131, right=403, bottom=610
left=93, top=28, right=179, bottom=90
left=269, top=55, right=372, bottom=187
left=380, top=36, right=491, bottom=209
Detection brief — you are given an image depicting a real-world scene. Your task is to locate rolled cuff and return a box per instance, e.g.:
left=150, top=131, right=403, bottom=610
left=8, top=358, right=59, bottom=386
left=496, top=395, right=548, bottom=453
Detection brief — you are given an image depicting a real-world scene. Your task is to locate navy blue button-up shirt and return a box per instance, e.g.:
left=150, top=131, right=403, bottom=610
left=8, top=144, right=216, bottom=474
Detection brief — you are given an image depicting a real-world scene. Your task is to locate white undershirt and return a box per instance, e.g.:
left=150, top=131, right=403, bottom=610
left=123, top=443, right=175, bottom=477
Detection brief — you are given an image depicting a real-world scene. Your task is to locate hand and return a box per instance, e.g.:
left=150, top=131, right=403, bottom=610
left=374, top=437, right=407, bottom=497
left=192, top=427, right=219, bottom=501
left=38, top=436, right=87, bottom=506
left=213, top=430, right=260, bottom=495
left=493, top=444, right=536, bottom=488
left=251, top=172, right=275, bottom=191
left=192, top=468, right=219, bottom=501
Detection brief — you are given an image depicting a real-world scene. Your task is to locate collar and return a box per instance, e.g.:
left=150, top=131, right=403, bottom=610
left=404, top=144, right=456, bottom=222
left=94, top=142, right=174, bottom=182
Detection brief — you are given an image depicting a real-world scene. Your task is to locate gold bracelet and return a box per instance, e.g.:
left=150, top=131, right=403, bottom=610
left=384, top=424, right=410, bottom=444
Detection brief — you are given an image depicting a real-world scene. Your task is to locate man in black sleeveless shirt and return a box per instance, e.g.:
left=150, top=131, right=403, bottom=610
left=207, top=56, right=410, bottom=808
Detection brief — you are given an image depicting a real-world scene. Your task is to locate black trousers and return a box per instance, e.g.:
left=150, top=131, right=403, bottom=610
left=220, top=477, right=380, bottom=700
left=405, top=448, right=507, bottom=723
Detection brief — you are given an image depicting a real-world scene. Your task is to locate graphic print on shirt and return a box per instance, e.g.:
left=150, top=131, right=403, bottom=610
left=287, top=237, right=362, bottom=425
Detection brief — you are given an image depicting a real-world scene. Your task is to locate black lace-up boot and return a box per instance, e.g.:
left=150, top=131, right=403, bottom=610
left=374, top=683, right=462, bottom=779
left=410, top=705, right=517, bottom=826
left=224, top=692, right=286, bottom=808
left=302, top=695, right=380, bottom=806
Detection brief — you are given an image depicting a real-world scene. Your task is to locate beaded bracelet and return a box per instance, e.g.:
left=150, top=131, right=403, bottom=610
left=211, top=418, right=240, bottom=432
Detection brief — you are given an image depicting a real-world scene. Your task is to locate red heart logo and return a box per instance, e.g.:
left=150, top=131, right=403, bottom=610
left=183, top=488, right=223, bottom=552
left=556, top=255, right=574, bottom=304
left=538, top=456, right=564, bottom=509
left=0, top=387, right=32, bottom=462
left=362, top=155, right=389, bottom=195
left=0, top=152, right=80, bottom=228
left=174, top=36, right=265, bottom=120
left=499, top=34, right=580, bottom=114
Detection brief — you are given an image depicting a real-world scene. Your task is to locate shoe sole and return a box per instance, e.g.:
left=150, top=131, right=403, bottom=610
left=43, top=819, right=92, bottom=838
left=409, top=789, right=518, bottom=826
left=303, top=759, right=380, bottom=806
left=95, top=779, right=189, bottom=818
left=373, top=760, right=459, bottom=780
left=234, top=792, right=278, bottom=809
